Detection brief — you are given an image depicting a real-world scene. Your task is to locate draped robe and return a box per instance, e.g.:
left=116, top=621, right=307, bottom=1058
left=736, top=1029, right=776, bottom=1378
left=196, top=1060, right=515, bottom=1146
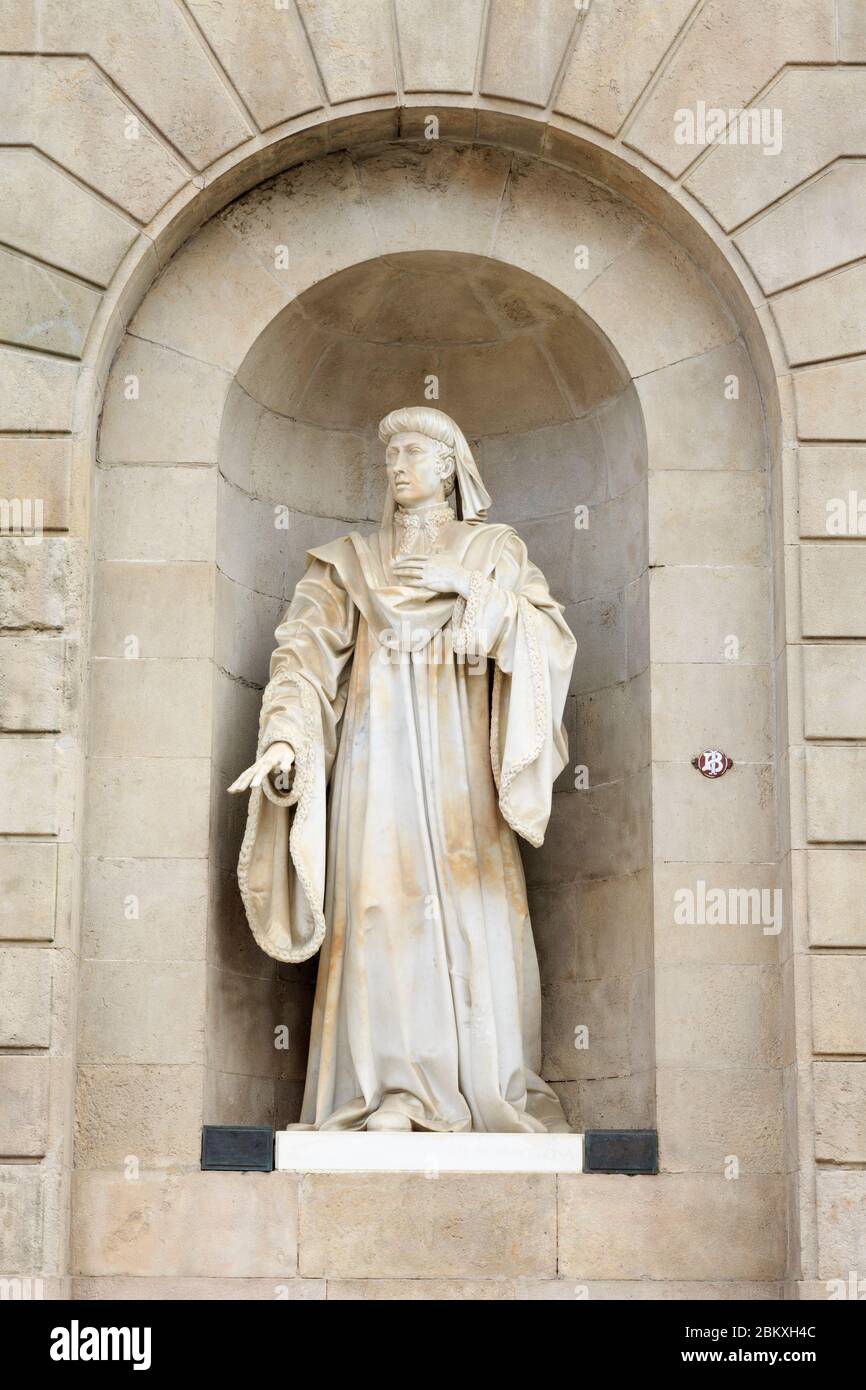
left=238, top=506, right=577, bottom=1132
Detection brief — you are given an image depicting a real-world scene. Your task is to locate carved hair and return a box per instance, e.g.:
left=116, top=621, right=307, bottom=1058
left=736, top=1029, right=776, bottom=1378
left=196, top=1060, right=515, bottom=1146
left=378, top=406, right=457, bottom=494
left=377, top=405, right=492, bottom=521
left=378, top=406, right=457, bottom=449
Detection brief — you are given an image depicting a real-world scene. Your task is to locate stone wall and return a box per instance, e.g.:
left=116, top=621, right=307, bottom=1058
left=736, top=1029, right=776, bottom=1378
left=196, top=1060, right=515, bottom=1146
left=1, top=0, right=863, bottom=1298
left=78, top=138, right=779, bottom=1291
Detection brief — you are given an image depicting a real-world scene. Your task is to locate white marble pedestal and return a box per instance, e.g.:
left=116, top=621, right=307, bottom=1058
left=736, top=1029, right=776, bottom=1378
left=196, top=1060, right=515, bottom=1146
left=275, top=1130, right=584, bottom=1173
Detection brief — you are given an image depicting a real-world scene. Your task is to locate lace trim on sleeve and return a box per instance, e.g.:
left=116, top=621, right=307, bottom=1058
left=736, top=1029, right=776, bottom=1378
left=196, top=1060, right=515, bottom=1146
left=453, top=569, right=492, bottom=653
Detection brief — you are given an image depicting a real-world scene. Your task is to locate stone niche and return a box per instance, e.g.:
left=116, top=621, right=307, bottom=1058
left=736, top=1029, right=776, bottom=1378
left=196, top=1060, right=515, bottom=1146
left=85, top=141, right=776, bottom=1196
left=210, top=250, right=652, bottom=1133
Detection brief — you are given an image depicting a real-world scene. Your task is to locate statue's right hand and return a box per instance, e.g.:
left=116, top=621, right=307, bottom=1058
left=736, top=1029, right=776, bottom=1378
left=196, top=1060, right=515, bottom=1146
left=227, top=741, right=295, bottom=795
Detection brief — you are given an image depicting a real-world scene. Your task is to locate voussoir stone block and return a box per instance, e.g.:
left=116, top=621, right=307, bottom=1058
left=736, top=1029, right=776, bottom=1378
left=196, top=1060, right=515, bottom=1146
left=579, top=225, right=735, bottom=377
left=685, top=67, right=862, bottom=234
left=222, top=154, right=380, bottom=301
left=558, top=1174, right=784, bottom=1280
left=129, top=218, right=289, bottom=374
left=0, top=244, right=99, bottom=358
left=397, top=0, right=483, bottom=93
left=555, top=0, right=695, bottom=136
left=773, top=261, right=866, bottom=367
left=361, top=144, right=510, bottom=259
left=736, top=163, right=866, bottom=294
left=72, top=1171, right=299, bottom=1277
left=298, top=1173, right=556, bottom=1279
left=624, top=0, right=833, bottom=179
left=42, top=0, right=252, bottom=172
left=491, top=158, right=645, bottom=302
left=184, top=0, right=321, bottom=130
left=5, top=55, right=187, bottom=223
left=481, top=0, right=575, bottom=107
left=0, top=148, right=137, bottom=286
left=297, top=0, right=395, bottom=104
left=99, top=336, right=229, bottom=465
left=637, top=339, right=764, bottom=474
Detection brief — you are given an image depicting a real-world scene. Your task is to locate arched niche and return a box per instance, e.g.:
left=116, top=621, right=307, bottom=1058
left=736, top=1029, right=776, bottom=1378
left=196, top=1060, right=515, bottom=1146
left=84, top=139, right=774, bottom=1169
left=213, top=249, right=650, bottom=1129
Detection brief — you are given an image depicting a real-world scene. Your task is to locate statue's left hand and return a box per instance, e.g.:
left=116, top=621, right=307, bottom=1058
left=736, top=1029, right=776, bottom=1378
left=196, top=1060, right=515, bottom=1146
left=392, top=555, right=472, bottom=598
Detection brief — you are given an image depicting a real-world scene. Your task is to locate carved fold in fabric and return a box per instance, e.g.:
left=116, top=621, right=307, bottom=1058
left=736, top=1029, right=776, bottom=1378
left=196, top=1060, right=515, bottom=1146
left=238, top=673, right=328, bottom=963
left=237, top=523, right=576, bottom=1132
left=237, top=559, right=357, bottom=964
left=453, top=565, right=559, bottom=847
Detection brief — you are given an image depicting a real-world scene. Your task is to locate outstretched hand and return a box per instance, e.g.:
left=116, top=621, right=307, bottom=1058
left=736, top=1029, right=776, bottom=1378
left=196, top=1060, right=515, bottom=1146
left=227, top=741, right=295, bottom=795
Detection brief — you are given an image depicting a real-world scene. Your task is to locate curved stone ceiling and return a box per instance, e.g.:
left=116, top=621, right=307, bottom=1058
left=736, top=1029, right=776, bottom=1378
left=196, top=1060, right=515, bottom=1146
left=236, top=251, right=630, bottom=437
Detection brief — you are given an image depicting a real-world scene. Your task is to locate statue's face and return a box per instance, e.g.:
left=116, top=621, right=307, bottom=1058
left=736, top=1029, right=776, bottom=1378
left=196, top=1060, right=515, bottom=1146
left=384, top=431, right=451, bottom=508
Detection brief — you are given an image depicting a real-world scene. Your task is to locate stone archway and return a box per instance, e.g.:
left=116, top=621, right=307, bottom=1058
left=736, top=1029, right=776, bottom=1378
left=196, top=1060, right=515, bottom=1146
left=83, top=134, right=777, bottom=1219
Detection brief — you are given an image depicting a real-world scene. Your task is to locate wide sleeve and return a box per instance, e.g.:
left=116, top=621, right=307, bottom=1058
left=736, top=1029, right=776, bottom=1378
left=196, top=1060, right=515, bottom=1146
left=257, top=556, right=358, bottom=798
left=238, top=557, right=357, bottom=963
left=452, top=530, right=575, bottom=848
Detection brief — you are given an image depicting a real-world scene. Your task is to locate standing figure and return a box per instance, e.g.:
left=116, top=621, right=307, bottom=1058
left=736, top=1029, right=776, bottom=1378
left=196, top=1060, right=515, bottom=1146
left=230, top=407, right=576, bottom=1132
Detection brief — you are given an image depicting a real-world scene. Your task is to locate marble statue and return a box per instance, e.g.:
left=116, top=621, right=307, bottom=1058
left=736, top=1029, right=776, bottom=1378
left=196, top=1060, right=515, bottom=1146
left=229, top=407, right=577, bottom=1132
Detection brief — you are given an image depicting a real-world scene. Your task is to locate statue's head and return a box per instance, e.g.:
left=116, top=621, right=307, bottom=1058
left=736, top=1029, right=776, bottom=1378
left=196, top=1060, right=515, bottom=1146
left=378, top=406, right=457, bottom=510
left=377, top=406, right=493, bottom=523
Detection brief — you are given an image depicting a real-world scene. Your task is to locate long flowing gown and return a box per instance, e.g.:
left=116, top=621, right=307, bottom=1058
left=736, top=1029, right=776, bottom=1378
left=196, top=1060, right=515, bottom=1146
left=238, top=502, right=576, bottom=1132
